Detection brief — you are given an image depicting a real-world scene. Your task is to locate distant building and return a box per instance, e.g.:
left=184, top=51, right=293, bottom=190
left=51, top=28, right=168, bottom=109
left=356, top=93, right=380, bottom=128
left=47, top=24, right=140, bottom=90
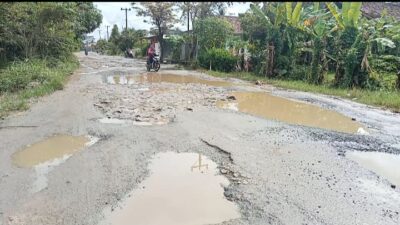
left=361, top=2, right=400, bottom=20
left=220, top=15, right=243, bottom=35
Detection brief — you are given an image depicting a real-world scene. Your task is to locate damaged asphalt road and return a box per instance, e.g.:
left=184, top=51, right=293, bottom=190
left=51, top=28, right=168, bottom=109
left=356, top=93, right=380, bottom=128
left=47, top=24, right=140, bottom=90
left=1, top=52, right=400, bottom=225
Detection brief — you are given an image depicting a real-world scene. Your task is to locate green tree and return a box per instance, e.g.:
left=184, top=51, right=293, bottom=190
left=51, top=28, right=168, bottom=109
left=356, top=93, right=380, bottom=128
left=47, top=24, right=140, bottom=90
left=177, top=2, right=233, bottom=32
left=176, top=2, right=233, bottom=61
left=118, top=28, right=144, bottom=52
left=109, top=25, right=120, bottom=43
left=73, top=2, right=103, bottom=40
left=195, top=17, right=234, bottom=51
left=0, top=2, right=102, bottom=61
left=133, top=2, right=178, bottom=62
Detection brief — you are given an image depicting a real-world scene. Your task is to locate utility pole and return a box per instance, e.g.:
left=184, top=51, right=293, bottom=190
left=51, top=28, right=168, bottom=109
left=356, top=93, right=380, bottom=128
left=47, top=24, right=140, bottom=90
left=187, top=3, right=190, bottom=32
left=121, top=8, right=131, bottom=31
left=98, top=29, right=101, bottom=40
left=106, top=25, right=110, bottom=41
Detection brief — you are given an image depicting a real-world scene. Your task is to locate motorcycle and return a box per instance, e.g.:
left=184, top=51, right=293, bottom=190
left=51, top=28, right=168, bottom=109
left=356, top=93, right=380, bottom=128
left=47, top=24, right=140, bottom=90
left=146, top=54, right=160, bottom=72
left=125, top=49, right=133, bottom=58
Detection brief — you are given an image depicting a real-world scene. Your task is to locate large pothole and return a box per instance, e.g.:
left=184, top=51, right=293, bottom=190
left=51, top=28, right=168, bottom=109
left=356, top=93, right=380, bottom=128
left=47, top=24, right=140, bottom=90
left=100, top=152, right=240, bottom=225
left=346, top=150, right=400, bottom=188
left=217, top=91, right=367, bottom=134
left=12, top=134, right=99, bottom=193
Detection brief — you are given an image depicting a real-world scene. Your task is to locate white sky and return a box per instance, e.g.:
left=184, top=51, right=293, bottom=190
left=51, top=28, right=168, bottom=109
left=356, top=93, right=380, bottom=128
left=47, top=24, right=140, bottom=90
left=89, top=2, right=251, bottom=41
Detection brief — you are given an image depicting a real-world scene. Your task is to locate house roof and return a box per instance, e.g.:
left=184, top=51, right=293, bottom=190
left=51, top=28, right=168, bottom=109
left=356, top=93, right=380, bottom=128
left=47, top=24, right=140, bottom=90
left=361, top=2, right=400, bottom=20
left=220, top=16, right=243, bottom=34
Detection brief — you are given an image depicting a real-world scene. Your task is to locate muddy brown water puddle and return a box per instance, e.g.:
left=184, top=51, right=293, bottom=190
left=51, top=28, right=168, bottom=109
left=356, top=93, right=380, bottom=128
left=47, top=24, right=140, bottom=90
left=347, top=151, right=400, bottom=188
left=105, top=73, right=232, bottom=87
left=101, top=152, right=240, bottom=225
left=12, top=134, right=99, bottom=193
left=217, top=92, right=366, bottom=134
left=12, top=135, right=92, bottom=168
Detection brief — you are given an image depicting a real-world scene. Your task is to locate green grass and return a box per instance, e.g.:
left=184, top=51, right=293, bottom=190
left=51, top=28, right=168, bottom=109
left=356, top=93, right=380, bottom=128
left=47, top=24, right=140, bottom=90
left=202, top=69, right=400, bottom=112
left=0, top=57, right=79, bottom=118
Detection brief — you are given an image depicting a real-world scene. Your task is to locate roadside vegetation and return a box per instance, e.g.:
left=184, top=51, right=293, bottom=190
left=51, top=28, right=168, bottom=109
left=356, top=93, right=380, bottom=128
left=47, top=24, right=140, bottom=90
left=92, top=2, right=400, bottom=111
left=175, top=2, right=400, bottom=112
left=94, top=25, right=148, bottom=58
left=0, top=2, right=102, bottom=118
left=204, top=70, right=400, bottom=112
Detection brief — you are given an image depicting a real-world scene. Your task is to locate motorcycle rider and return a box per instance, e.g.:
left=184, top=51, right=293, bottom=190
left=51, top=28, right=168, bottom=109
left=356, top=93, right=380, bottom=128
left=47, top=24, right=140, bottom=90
left=147, top=41, right=156, bottom=66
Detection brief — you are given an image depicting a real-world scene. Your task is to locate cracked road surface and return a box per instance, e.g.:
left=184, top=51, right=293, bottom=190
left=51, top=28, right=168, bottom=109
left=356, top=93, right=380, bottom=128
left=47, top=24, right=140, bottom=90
left=1, top=52, right=400, bottom=225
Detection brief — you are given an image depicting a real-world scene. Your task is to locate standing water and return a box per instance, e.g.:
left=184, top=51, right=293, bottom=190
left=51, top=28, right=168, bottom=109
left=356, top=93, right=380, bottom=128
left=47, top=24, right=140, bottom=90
left=12, top=135, right=90, bottom=167
left=346, top=151, right=400, bottom=188
left=101, top=152, right=240, bottom=225
left=217, top=92, right=366, bottom=134
left=12, top=134, right=98, bottom=193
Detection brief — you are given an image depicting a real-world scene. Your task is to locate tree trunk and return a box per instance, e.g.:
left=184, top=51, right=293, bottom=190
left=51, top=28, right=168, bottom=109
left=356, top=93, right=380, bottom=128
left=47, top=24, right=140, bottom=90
left=396, top=71, right=400, bottom=90
left=266, top=43, right=275, bottom=77
left=159, top=39, right=164, bottom=63
left=157, top=30, right=164, bottom=62
left=189, top=18, right=196, bottom=62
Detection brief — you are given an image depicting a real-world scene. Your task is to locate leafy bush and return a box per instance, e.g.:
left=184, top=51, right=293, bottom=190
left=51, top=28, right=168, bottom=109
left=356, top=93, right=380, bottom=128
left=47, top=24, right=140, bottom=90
left=198, top=48, right=237, bottom=72
left=288, top=65, right=308, bottom=81
left=165, top=35, right=184, bottom=62
left=106, top=43, right=121, bottom=56
left=133, top=42, right=149, bottom=58
left=0, top=57, right=78, bottom=93
left=249, top=54, right=266, bottom=76
left=195, top=17, right=234, bottom=50
left=0, top=2, right=102, bottom=61
left=370, top=55, right=400, bottom=73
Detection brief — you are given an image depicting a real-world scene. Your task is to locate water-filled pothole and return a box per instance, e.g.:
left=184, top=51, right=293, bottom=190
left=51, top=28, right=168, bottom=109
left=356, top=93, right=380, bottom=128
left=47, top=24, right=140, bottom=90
left=217, top=92, right=366, bottom=134
left=105, top=73, right=232, bottom=87
left=346, top=151, right=400, bottom=188
left=12, top=135, right=96, bottom=168
left=12, top=134, right=99, bottom=193
left=101, top=152, right=240, bottom=225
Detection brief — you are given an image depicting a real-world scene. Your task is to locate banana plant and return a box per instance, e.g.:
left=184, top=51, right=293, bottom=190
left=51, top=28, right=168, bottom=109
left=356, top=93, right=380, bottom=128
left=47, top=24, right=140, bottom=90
left=303, top=9, right=336, bottom=84
left=250, top=3, right=288, bottom=28
left=326, top=2, right=362, bottom=29
left=249, top=3, right=271, bottom=25
left=285, top=2, right=303, bottom=27
left=359, top=17, right=397, bottom=76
